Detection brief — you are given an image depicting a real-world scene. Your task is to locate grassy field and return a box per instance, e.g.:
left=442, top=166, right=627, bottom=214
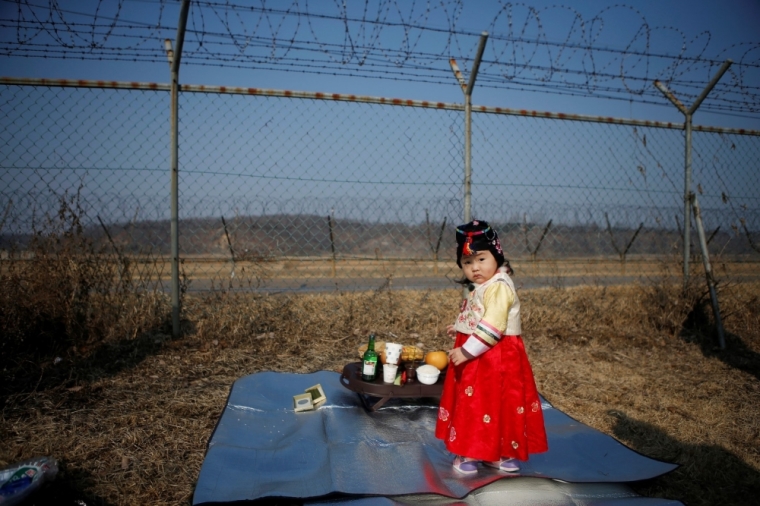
left=165, top=254, right=760, bottom=278
left=1, top=268, right=759, bottom=504
left=74, top=254, right=758, bottom=292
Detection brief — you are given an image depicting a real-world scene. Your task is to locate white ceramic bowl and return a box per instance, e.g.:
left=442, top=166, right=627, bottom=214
left=416, top=364, right=440, bottom=385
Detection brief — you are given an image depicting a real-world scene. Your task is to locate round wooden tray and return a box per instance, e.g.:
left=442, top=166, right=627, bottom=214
left=340, top=362, right=445, bottom=411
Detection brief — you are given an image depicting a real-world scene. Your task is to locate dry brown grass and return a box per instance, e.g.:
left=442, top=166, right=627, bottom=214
left=67, top=254, right=760, bottom=285
left=1, top=277, right=759, bottom=505
left=0, top=190, right=171, bottom=365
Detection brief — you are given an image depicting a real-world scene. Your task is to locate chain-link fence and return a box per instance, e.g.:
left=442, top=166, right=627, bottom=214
left=1, top=79, right=759, bottom=293
left=472, top=113, right=760, bottom=259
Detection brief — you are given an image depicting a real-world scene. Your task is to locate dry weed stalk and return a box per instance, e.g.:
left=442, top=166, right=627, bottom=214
left=1, top=189, right=171, bottom=398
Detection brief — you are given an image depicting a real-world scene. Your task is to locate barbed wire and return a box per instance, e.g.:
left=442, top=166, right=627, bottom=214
left=1, top=0, right=758, bottom=115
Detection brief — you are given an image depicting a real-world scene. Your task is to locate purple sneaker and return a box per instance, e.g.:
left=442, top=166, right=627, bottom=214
left=484, top=458, right=520, bottom=473
left=453, top=456, right=479, bottom=475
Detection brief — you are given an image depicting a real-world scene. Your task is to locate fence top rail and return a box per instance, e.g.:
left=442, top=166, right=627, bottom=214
left=3, top=76, right=759, bottom=136
left=1, top=76, right=171, bottom=92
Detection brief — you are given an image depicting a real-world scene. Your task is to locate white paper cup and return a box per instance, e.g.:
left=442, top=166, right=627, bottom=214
left=382, top=364, right=398, bottom=383
left=384, top=342, right=403, bottom=365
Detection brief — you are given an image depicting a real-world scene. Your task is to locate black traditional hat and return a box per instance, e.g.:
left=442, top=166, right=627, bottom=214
left=455, top=220, right=505, bottom=268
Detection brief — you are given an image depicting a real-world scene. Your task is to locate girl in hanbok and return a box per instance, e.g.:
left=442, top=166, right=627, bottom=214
left=435, top=220, right=548, bottom=475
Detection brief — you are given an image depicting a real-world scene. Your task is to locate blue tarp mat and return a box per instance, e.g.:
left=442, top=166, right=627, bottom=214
left=193, top=371, right=679, bottom=505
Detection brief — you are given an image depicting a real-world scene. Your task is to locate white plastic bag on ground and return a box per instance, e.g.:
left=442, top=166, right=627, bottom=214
left=0, top=457, right=58, bottom=506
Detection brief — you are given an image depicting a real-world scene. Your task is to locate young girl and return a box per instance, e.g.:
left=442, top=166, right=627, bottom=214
left=435, top=220, right=548, bottom=475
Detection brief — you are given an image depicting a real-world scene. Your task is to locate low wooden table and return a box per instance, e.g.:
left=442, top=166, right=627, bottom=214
left=340, top=362, right=445, bottom=411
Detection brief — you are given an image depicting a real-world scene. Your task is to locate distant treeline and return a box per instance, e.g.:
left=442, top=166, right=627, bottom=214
left=1, top=214, right=758, bottom=259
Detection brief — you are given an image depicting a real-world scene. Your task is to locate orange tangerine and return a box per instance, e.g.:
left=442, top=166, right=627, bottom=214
left=424, top=351, right=449, bottom=370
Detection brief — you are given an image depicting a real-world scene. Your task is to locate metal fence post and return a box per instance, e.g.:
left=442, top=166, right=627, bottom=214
left=684, top=113, right=692, bottom=281
left=169, top=0, right=191, bottom=338
left=691, top=192, right=726, bottom=349
left=449, top=32, right=488, bottom=225
left=653, top=59, right=732, bottom=286
left=464, top=92, right=472, bottom=224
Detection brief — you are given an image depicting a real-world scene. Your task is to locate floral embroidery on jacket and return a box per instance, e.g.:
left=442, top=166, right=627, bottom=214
left=456, top=297, right=483, bottom=331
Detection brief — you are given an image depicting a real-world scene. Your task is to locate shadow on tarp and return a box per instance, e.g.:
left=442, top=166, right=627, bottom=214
left=307, top=478, right=685, bottom=505
left=200, top=480, right=685, bottom=506
left=193, top=371, right=679, bottom=505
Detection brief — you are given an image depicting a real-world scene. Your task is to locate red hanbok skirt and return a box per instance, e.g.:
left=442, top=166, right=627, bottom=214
left=434, top=332, right=548, bottom=462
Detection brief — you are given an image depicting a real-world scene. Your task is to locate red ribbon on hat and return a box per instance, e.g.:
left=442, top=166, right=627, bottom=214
left=462, top=236, right=474, bottom=256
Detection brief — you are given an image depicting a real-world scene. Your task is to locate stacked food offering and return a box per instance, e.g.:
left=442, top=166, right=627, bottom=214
left=357, top=337, right=448, bottom=386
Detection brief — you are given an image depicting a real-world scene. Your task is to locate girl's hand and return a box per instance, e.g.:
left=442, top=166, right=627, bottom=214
left=448, top=347, right=469, bottom=366
left=446, top=325, right=456, bottom=339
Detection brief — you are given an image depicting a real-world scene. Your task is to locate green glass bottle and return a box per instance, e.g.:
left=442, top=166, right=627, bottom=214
left=361, top=333, right=379, bottom=382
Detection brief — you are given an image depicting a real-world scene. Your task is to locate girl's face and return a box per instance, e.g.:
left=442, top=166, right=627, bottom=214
left=461, top=250, right=498, bottom=284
